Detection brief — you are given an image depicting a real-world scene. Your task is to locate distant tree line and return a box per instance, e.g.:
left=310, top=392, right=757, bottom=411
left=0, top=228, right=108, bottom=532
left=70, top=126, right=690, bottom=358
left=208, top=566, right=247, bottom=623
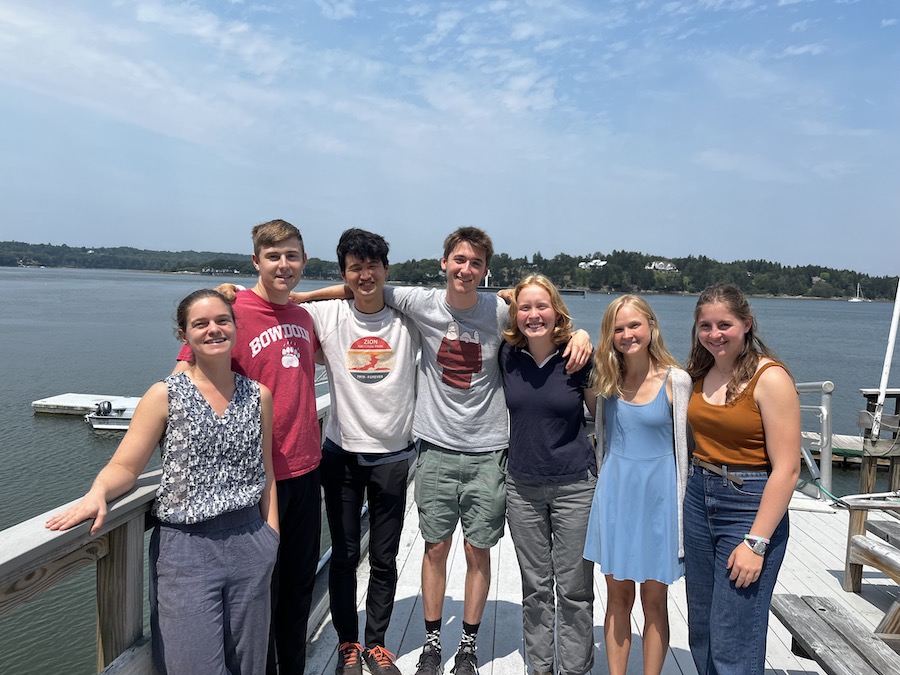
left=1, top=240, right=895, bottom=299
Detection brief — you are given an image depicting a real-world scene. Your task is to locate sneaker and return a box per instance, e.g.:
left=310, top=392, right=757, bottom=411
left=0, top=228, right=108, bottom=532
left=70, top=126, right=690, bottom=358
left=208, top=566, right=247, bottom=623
left=450, top=646, right=477, bottom=675
left=415, top=647, right=442, bottom=675
left=363, top=645, right=402, bottom=675
left=337, top=641, right=364, bottom=675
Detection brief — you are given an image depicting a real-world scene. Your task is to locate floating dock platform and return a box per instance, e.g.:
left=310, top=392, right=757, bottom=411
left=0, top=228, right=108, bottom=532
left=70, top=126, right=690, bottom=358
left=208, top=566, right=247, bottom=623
left=31, top=393, right=135, bottom=416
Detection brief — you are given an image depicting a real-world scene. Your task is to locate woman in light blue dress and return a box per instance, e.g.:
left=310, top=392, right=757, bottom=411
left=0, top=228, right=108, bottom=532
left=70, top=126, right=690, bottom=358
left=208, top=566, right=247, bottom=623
left=583, top=295, right=691, bottom=675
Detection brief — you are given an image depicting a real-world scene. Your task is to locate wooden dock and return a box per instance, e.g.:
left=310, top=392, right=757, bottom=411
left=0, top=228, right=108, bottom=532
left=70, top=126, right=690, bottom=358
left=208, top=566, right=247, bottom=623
left=304, top=486, right=900, bottom=675
left=7, top=383, right=899, bottom=673
left=2, top=472, right=898, bottom=674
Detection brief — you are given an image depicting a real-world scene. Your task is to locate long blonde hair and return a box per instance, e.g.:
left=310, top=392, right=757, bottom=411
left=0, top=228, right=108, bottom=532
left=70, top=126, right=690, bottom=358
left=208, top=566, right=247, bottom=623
left=502, top=274, right=574, bottom=348
left=591, top=295, right=679, bottom=398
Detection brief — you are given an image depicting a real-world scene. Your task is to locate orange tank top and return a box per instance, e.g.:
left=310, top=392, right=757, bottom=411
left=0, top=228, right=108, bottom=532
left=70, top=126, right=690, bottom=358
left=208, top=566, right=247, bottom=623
left=688, top=362, right=785, bottom=469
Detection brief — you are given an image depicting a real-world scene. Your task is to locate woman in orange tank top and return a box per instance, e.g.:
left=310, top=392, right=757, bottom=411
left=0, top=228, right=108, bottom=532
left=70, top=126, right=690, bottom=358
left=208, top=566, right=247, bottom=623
left=682, top=284, right=800, bottom=675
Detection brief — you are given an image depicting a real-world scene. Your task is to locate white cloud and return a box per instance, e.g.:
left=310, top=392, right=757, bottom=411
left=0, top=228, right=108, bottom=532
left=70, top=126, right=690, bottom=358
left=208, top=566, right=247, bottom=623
left=881, top=18, right=898, bottom=28
left=796, top=120, right=876, bottom=138
left=420, top=10, right=464, bottom=49
left=693, top=149, right=800, bottom=183
left=511, top=22, right=541, bottom=41
left=314, top=0, right=356, bottom=21
left=700, top=52, right=784, bottom=100
left=781, top=43, right=824, bottom=57
left=135, top=1, right=291, bottom=79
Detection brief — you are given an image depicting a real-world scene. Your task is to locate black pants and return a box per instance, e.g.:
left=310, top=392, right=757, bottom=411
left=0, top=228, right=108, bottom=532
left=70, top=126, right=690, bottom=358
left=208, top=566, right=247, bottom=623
left=267, top=470, right=322, bottom=675
left=321, top=447, right=410, bottom=648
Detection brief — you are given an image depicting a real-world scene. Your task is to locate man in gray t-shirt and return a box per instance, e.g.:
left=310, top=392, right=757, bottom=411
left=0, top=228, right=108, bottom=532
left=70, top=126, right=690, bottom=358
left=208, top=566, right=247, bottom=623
left=387, top=228, right=591, bottom=675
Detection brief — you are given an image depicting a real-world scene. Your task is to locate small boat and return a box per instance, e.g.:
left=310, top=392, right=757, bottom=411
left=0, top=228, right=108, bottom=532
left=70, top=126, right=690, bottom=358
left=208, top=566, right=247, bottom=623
left=849, top=282, right=871, bottom=303
left=84, top=397, right=140, bottom=430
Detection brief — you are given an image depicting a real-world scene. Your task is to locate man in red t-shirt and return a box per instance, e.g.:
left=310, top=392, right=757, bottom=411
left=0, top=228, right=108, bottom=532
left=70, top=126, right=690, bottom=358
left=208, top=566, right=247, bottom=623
left=177, top=219, right=320, bottom=675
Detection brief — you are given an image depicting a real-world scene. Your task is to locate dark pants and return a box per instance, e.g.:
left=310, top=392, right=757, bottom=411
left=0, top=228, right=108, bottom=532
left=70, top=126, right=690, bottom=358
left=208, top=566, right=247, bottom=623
left=321, top=448, right=410, bottom=648
left=267, top=470, right=322, bottom=675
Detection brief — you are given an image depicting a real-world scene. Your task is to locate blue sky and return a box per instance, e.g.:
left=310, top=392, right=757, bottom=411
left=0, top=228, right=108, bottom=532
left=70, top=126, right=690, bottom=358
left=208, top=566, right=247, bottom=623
left=0, top=0, right=897, bottom=276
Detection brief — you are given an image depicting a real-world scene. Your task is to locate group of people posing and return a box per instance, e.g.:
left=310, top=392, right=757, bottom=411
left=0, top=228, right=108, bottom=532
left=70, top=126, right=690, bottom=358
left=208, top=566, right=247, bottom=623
left=46, top=220, right=800, bottom=675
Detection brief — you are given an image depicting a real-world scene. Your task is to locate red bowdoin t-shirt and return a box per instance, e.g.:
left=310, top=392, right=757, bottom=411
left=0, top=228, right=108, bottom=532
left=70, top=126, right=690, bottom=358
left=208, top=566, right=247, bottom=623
left=177, top=289, right=321, bottom=480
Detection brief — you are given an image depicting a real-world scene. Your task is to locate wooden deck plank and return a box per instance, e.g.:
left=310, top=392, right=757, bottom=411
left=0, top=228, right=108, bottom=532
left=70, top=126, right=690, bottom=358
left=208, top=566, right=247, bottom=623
left=307, top=492, right=896, bottom=675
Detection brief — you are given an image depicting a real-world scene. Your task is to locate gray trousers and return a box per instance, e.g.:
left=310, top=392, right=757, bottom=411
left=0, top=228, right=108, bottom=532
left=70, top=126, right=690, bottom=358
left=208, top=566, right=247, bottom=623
left=506, top=475, right=596, bottom=675
left=150, top=506, right=279, bottom=675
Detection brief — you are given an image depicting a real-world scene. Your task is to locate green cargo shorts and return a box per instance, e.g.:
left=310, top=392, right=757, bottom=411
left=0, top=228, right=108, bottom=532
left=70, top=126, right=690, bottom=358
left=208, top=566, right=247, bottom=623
left=414, top=440, right=508, bottom=548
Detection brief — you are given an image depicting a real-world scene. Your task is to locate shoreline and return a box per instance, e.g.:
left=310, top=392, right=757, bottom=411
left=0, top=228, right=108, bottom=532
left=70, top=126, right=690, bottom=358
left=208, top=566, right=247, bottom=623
left=5, top=265, right=890, bottom=302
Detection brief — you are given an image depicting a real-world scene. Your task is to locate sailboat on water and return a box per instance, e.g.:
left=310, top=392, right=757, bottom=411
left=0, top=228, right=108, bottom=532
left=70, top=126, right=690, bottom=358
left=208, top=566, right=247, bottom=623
left=849, top=282, right=871, bottom=303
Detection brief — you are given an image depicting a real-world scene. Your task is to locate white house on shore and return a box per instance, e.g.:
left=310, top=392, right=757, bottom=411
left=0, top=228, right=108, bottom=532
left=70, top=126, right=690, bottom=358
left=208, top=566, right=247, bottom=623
left=644, top=261, right=679, bottom=272
left=578, top=258, right=607, bottom=270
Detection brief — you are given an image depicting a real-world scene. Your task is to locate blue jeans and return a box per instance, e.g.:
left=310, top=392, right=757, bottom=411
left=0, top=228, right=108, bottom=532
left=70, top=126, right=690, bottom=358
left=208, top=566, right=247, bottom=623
left=683, top=465, right=788, bottom=675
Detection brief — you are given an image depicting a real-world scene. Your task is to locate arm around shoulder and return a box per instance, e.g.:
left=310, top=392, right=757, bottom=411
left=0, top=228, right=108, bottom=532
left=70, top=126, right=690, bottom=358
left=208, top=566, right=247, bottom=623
left=562, top=329, right=593, bottom=374
left=290, top=284, right=352, bottom=304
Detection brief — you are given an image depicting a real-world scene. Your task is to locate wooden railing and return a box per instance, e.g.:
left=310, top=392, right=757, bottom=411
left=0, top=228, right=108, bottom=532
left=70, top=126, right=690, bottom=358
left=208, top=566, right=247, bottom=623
left=0, top=470, right=159, bottom=673
left=0, top=393, right=331, bottom=674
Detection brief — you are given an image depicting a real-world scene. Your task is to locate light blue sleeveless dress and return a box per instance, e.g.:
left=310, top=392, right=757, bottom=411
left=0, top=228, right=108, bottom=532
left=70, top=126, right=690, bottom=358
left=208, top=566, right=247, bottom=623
left=583, top=371, right=683, bottom=584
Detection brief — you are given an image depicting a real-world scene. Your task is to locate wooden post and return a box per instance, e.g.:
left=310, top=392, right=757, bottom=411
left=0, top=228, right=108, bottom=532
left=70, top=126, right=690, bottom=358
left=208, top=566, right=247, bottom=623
left=96, top=515, right=145, bottom=670
left=845, top=507, right=868, bottom=592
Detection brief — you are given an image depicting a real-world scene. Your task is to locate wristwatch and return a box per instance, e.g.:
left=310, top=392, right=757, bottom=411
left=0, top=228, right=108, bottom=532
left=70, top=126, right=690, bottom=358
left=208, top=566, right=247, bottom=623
left=744, top=535, right=768, bottom=556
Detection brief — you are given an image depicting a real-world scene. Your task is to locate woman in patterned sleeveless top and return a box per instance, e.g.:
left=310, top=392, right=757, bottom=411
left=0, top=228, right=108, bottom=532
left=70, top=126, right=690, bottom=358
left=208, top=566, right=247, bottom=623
left=47, top=289, right=278, bottom=675
left=683, top=284, right=800, bottom=675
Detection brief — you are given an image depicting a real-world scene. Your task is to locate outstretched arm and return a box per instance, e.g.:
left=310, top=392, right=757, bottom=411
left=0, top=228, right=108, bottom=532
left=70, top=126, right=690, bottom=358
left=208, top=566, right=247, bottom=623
left=290, top=284, right=352, bottom=305
left=45, top=383, right=168, bottom=534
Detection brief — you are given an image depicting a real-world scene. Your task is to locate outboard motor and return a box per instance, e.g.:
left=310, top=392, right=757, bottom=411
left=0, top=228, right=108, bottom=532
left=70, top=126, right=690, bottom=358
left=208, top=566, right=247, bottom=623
left=96, top=400, right=113, bottom=416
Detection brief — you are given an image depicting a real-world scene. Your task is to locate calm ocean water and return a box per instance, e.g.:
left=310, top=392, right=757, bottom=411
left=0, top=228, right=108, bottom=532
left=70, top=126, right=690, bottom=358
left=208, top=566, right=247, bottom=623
left=1, top=266, right=898, bottom=673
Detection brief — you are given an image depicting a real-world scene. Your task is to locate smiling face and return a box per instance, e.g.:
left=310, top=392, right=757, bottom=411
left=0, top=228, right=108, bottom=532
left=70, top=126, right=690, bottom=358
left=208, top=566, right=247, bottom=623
left=612, top=303, right=651, bottom=357
left=515, top=284, right=558, bottom=346
left=342, top=253, right=387, bottom=310
left=179, top=296, right=236, bottom=358
left=441, top=241, right=488, bottom=306
left=696, top=301, right=751, bottom=361
left=252, top=236, right=307, bottom=302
